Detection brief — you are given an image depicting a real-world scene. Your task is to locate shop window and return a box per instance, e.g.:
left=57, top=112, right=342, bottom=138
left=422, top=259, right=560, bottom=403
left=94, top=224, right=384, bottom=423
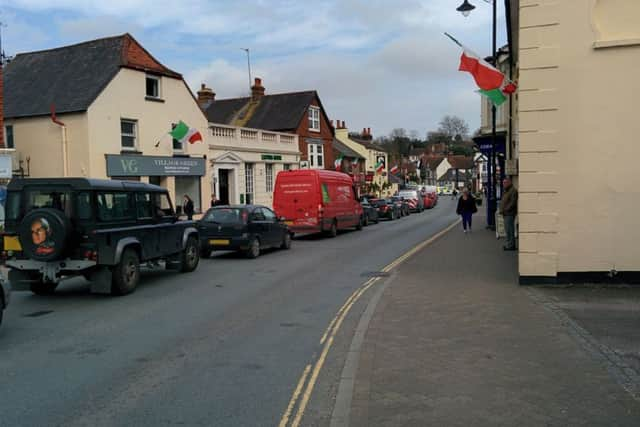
left=175, top=176, right=201, bottom=213
left=120, top=119, right=138, bottom=151
left=265, top=163, right=274, bottom=192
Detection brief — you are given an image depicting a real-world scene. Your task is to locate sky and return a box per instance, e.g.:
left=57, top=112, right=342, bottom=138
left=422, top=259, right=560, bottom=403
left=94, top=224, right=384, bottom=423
left=2, top=0, right=506, bottom=138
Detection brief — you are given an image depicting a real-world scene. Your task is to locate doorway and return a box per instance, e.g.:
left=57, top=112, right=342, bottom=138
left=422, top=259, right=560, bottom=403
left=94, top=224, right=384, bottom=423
left=218, top=169, right=230, bottom=204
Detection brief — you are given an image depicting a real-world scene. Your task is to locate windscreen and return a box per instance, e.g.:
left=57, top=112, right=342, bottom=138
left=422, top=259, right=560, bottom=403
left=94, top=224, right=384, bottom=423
left=204, top=208, right=246, bottom=224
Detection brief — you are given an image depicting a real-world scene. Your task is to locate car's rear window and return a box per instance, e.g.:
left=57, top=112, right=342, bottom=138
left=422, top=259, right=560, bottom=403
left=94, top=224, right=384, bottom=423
left=204, top=208, right=247, bottom=224
left=371, top=200, right=387, bottom=207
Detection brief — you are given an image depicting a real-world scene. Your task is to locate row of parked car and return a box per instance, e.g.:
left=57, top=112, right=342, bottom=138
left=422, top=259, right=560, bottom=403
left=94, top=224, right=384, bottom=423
left=0, top=171, right=438, bottom=328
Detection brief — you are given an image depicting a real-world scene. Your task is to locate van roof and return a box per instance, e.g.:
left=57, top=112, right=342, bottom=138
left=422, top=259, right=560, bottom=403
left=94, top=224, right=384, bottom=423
left=278, top=169, right=353, bottom=180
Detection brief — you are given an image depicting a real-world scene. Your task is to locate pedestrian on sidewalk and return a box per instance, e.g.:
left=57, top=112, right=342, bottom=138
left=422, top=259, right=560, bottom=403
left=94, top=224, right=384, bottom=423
left=183, top=195, right=195, bottom=220
left=500, top=177, right=518, bottom=250
left=456, top=189, right=477, bottom=233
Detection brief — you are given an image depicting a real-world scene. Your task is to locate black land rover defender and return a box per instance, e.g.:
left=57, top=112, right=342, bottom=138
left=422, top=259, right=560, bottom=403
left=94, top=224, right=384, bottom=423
left=2, top=178, right=200, bottom=296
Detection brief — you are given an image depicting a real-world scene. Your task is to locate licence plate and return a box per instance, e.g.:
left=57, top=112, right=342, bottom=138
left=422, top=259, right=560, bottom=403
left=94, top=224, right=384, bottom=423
left=285, top=221, right=294, bottom=226
left=210, top=239, right=230, bottom=245
left=4, top=235, right=22, bottom=251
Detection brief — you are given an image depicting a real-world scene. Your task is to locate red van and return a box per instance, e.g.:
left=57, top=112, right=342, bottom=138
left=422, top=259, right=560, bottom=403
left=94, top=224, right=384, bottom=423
left=273, top=169, right=364, bottom=237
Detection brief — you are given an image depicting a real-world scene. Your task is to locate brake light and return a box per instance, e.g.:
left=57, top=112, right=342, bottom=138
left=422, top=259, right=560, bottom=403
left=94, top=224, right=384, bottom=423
left=84, top=250, right=98, bottom=261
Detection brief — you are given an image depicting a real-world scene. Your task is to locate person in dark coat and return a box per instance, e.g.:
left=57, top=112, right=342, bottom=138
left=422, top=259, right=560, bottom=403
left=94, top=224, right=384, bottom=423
left=183, top=195, right=195, bottom=220
left=456, top=188, right=477, bottom=233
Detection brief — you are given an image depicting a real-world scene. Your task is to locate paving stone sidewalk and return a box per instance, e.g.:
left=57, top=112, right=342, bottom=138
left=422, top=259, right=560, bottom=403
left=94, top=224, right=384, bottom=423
left=349, top=218, right=640, bottom=427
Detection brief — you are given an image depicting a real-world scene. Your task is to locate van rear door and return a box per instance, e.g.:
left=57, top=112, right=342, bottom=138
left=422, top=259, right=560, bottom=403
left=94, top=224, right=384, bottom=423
left=273, top=172, right=320, bottom=226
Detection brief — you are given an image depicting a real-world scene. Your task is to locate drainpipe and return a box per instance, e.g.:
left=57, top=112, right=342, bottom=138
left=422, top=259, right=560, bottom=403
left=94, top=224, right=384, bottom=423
left=50, top=104, right=69, bottom=177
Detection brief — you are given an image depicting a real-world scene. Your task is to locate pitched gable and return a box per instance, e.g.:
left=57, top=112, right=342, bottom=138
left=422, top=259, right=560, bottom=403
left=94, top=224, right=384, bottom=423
left=121, top=34, right=182, bottom=78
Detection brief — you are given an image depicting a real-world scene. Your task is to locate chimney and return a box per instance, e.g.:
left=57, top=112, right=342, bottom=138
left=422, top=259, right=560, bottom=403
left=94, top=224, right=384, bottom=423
left=367, top=127, right=371, bottom=136
left=341, top=120, right=346, bottom=129
left=251, top=77, right=265, bottom=100
left=330, top=120, right=334, bottom=128
left=197, top=83, right=216, bottom=109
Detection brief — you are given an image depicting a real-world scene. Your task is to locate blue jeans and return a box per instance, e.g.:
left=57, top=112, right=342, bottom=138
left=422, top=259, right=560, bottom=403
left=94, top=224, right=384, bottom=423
left=461, top=212, right=473, bottom=230
left=504, top=215, right=516, bottom=248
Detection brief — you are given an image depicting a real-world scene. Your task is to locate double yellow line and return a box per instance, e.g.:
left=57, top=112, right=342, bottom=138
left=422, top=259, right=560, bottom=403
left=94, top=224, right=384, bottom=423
left=278, top=219, right=460, bottom=427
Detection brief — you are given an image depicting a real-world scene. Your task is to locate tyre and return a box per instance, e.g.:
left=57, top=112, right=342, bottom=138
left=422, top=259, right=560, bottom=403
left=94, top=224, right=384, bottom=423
left=180, top=236, right=199, bottom=273
left=246, top=238, right=261, bottom=259
left=374, top=214, right=379, bottom=224
left=112, top=248, right=140, bottom=296
left=391, top=211, right=396, bottom=220
left=19, top=208, right=71, bottom=262
left=30, top=281, right=58, bottom=296
left=280, top=232, right=292, bottom=250
left=363, top=215, right=369, bottom=227
left=328, top=221, right=338, bottom=238
left=356, top=216, right=363, bottom=231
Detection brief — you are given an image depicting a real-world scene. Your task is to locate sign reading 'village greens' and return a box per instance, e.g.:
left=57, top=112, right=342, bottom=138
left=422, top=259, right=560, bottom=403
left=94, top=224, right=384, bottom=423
left=106, top=154, right=206, bottom=177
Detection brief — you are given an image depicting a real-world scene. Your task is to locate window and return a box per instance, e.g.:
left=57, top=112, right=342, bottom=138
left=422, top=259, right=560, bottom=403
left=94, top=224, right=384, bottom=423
left=283, top=164, right=291, bottom=171
left=175, top=176, right=201, bottom=213
left=309, top=143, right=323, bottom=169
left=25, top=190, right=73, bottom=216
left=265, top=163, right=274, bottom=192
left=308, top=106, right=320, bottom=132
left=76, top=192, right=92, bottom=219
left=121, top=119, right=137, bottom=150
left=146, top=75, right=161, bottom=98
left=6, top=192, right=20, bottom=220
left=262, top=207, right=277, bottom=222
left=245, top=163, right=254, bottom=204
left=5, top=125, right=14, bottom=149
left=251, top=208, right=265, bottom=221
left=136, top=193, right=153, bottom=219
left=154, top=193, right=174, bottom=218
left=97, top=192, right=135, bottom=221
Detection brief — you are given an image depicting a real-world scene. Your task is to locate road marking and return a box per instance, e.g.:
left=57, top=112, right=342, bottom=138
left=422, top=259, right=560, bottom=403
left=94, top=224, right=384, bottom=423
left=279, top=219, right=460, bottom=427
left=278, top=364, right=312, bottom=427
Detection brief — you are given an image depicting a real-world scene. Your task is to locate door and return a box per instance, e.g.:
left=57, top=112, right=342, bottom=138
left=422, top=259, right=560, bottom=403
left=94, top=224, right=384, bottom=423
left=261, top=207, right=281, bottom=246
left=249, top=208, right=270, bottom=246
left=219, top=169, right=230, bottom=205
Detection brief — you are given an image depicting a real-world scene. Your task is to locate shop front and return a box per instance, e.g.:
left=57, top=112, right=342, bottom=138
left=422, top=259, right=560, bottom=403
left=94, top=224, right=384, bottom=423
left=106, top=154, right=207, bottom=214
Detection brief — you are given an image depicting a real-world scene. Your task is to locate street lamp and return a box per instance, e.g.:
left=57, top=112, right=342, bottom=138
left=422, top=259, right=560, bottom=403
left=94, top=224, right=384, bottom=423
left=457, top=0, right=499, bottom=229
left=456, top=0, right=476, bottom=17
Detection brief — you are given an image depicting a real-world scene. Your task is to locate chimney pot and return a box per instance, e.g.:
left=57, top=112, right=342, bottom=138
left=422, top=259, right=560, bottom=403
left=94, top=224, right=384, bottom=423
left=251, top=77, right=265, bottom=100
left=330, top=120, right=334, bottom=127
left=197, top=83, right=216, bottom=108
left=367, top=127, right=371, bottom=136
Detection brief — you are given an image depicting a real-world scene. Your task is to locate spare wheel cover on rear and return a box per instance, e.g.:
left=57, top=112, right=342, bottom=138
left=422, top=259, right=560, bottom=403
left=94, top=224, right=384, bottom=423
left=19, top=208, right=70, bottom=261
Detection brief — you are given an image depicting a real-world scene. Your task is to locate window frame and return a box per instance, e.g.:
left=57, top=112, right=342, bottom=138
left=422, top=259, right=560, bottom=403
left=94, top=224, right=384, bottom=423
left=96, top=191, right=136, bottom=222
left=120, top=119, right=138, bottom=151
left=5, top=125, right=14, bottom=149
left=145, top=74, right=161, bottom=99
left=308, top=143, right=324, bottom=169
left=265, top=163, right=274, bottom=193
left=308, top=106, right=320, bottom=132
left=245, top=163, right=254, bottom=205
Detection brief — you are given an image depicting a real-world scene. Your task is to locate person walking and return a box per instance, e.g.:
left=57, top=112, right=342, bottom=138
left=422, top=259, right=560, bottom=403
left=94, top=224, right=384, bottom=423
left=456, top=189, right=477, bottom=233
left=183, top=195, right=195, bottom=220
left=500, top=177, right=518, bottom=251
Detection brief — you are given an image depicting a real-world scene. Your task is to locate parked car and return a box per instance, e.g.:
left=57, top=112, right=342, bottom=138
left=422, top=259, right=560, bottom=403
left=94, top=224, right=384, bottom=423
left=0, top=273, right=10, bottom=328
left=390, top=196, right=411, bottom=216
left=273, top=169, right=364, bottom=237
left=359, top=197, right=379, bottom=226
left=2, top=178, right=199, bottom=296
left=397, top=189, right=424, bottom=212
left=198, top=205, right=291, bottom=259
left=371, top=198, right=401, bottom=220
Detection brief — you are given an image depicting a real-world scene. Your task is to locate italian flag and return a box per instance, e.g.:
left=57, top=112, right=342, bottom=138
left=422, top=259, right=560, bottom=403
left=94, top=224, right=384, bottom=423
left=170, top=121, right=203, bottom=144
left=375, top=161, right=384, bottom=174
left=334, top=155, right=344, bottom=171
left=351, top=157, right=359, bottom=167
left=390, top=165, right=399, bottom=175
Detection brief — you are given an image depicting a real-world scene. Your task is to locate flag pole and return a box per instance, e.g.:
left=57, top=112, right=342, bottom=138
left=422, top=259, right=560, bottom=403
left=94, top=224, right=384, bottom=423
left=443, top=32, right=463, bottom=48
left=154, top=132, right=170, bottom=148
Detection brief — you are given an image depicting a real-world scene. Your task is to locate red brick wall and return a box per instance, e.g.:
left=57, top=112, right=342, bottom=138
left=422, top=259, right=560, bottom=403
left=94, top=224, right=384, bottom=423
left=295, top=97, right=334, bottom=169
left=0, top=64, right=4, bottom=148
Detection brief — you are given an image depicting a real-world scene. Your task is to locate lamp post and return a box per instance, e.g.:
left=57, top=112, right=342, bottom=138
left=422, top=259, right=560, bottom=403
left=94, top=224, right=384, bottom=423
left=457, top=0, right=498, bottom=229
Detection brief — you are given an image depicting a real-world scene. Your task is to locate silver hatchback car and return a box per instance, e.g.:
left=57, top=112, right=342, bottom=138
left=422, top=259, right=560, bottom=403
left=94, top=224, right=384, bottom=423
left=0, top=273, right=10, bottom=328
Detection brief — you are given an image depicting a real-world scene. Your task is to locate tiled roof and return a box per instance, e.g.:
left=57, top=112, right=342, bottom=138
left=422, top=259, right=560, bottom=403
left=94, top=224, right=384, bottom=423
left=205, top=91, right=320, bottom=131
left=4, top=33, right=181, bottom=119
left=447, top=155, right=475, bottom=170
left=348, top=134, right=388, bottom=153
left=333, top=138, right=365, bottom=159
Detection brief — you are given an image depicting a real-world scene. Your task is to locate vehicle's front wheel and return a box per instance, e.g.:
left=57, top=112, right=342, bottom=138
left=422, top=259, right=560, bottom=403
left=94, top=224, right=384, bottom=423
left=280, top=232, right=292, bottom=250
left=30, top=281, right=58, bottom=296
left=112, top=248, right=140, bottom=296
left=246, top=238, right=261, bottom=259
left=180, top=236, right=200, bottom=273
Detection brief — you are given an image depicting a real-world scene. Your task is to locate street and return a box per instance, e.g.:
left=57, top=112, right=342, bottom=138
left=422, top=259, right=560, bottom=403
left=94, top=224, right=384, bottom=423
left=0, top=200, right=459, bottom=427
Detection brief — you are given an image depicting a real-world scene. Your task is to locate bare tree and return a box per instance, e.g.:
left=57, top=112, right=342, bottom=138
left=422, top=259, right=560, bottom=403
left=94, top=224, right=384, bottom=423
left=437, top=115, right=469, bottom=140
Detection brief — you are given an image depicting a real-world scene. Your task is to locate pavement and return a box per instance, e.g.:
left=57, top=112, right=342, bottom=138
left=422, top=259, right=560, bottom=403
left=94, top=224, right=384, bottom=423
left=342, top=213, right=640, bottom=427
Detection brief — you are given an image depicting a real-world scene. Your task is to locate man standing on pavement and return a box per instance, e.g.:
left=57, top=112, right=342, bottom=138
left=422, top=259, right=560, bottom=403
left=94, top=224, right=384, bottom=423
left=500, top=177, right=518, bottom=251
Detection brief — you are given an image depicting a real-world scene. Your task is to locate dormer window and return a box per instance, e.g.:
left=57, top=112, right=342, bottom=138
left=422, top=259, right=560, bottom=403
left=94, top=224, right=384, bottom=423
left=146, top=75, right=161, bottom=99
left=308, top=106, right=320, bottom=132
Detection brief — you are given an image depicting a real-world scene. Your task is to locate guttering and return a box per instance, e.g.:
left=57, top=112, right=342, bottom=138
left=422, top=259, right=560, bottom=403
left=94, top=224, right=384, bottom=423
left=50, top=104, right=69, bottom=177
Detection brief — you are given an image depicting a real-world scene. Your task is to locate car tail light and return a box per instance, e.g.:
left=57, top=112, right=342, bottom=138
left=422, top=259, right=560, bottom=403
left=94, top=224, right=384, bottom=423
left=84, top=250, right=98, bottom=261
